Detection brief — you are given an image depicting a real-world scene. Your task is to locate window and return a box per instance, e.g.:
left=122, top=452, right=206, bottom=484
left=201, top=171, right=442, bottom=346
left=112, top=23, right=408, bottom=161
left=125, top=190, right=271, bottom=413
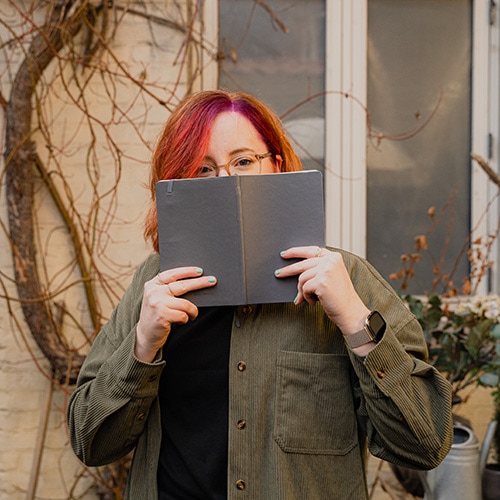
left=214, top=0, right=498, bottom=294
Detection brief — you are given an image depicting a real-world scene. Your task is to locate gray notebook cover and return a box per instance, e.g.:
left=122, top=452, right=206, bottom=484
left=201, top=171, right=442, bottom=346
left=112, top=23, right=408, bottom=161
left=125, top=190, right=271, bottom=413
left=156, top=170, right=325, bottom=306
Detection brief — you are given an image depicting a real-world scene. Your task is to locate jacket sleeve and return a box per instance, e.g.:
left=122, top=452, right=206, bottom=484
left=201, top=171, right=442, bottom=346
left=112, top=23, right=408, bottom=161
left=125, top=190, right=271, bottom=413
left=340, top=249, right=453, bottom=470
left=66, top=255, right=163, bottom=466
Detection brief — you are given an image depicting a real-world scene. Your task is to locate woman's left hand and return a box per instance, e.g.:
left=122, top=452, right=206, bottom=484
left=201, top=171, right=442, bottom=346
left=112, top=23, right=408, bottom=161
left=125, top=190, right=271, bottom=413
left=275, top=246, right=370, bottom=335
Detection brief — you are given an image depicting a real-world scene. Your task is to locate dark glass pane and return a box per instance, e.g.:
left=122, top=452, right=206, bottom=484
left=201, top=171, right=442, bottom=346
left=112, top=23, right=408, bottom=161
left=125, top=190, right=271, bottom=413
left=367, top=0, right=472, bottom=294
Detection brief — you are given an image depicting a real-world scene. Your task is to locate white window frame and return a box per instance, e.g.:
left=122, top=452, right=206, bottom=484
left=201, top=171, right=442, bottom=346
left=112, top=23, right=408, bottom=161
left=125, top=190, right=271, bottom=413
left=325, top=0, right=498, bottom=294
left=202, top=0, right=499, bottom=293
left=324, top=0, right=367, bottom=256
left=473, top=0, right=500, bottom=295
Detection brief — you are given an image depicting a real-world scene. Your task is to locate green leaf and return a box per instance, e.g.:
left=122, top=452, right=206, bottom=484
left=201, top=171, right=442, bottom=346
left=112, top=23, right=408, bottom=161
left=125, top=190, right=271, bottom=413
left=491, top=323, right=500, bottom=340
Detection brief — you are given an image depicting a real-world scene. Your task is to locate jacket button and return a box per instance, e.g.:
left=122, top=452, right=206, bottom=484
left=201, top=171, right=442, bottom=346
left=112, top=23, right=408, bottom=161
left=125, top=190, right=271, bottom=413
left=236, top=419, right=246, bottom=430
left=241, top=305, right=253, bottom=314
left=148, top=375, right=157, bottom=382
left=237, top=361, right=246, bottom=372
left=236, top=479, right=246, bottom=490
left=137, top=413, right=146, bottom=421
left=376, top=369, right=386, bottom=379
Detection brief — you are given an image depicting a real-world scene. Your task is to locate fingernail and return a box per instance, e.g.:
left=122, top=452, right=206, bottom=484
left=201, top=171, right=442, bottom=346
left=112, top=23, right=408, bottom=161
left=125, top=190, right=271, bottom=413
left=208, top=276, right=216, bottom=283
left=196, top=268, right=203, bottom=274
left=280, top=250, right=286, bottom=257
left=274, top=269, right=281, bottom=276
left=293, top=295, right=298, bottom=304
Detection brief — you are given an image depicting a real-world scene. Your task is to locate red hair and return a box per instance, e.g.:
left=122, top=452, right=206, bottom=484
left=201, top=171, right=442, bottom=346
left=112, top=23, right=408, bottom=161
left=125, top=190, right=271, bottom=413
left=144, top=90, right=302, bottom=251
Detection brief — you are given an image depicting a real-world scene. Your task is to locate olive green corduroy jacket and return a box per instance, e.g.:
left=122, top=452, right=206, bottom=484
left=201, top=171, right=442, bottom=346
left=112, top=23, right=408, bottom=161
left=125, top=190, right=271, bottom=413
left=67, top=249, right=453, bottom=499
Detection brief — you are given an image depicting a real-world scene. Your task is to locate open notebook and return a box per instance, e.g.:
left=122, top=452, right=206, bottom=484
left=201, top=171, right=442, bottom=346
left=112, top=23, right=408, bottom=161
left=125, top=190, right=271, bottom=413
left=156, top=170, right=325, bottom=306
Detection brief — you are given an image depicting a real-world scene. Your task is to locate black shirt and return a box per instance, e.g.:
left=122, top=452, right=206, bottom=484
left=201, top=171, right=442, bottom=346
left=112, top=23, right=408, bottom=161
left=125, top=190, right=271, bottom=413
left=157, top=307, right=234, bottom=499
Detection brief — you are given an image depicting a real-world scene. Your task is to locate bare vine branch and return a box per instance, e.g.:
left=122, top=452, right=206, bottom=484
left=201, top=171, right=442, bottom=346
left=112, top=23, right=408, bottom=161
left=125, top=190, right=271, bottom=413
left=4, top=0, right=88, bottom=383
left=1, top=2, right=210, bottom=495
left=471, top=152, right=500, bottom=188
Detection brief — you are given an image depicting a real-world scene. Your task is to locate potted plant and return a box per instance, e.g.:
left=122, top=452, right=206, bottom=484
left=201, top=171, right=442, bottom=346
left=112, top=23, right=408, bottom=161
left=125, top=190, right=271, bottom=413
left=407, top=293, right=500, bottom=499
left=387, top=294, right=500, bottom=498
left=404, top=294, right=499, bottom=404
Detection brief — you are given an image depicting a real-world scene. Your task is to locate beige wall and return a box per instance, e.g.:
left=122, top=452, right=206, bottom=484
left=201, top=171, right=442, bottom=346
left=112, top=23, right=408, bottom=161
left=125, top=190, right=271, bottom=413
left=0, top=1, right=189, bottom=497
left=455, top=388, right=496, bottom=454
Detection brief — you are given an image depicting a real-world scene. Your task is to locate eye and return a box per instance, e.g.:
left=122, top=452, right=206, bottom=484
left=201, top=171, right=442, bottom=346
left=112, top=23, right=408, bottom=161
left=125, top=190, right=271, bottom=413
left=231, top=155, right=256, bottom=170
left=197, top=164, right=216, bottom=177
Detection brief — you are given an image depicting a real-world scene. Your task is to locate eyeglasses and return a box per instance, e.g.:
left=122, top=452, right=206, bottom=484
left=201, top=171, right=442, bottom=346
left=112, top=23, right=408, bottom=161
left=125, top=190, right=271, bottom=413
left=196, top=152, right=273, bottom=178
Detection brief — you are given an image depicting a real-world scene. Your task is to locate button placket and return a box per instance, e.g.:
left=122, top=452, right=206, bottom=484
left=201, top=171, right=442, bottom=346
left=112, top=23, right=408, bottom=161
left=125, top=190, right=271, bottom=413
left=230, top=306, right=252, bottom=495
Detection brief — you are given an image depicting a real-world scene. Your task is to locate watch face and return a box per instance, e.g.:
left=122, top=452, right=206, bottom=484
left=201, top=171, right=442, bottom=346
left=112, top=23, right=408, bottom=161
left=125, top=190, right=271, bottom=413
left=367, top=311, right=386, bottom=342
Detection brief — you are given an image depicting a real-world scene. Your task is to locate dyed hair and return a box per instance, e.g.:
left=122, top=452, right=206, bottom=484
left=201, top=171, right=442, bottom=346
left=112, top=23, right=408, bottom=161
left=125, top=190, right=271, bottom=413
left=144, top=90, right=303, bottom=251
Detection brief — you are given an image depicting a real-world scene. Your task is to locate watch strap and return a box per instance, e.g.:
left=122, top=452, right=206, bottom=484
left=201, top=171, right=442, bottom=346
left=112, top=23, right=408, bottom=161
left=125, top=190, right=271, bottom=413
left=343, top=327, right=374, bottom=348
left=343, top=311, right=386, bottom=349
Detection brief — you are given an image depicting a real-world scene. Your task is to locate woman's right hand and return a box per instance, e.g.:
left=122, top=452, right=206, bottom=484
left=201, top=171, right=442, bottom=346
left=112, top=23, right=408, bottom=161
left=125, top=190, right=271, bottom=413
left=135, top=267, right=217, bottom=362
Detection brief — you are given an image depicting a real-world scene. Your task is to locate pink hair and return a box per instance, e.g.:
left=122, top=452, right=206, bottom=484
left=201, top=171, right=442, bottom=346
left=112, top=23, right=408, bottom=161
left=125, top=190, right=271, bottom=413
left=144, top=90, right=302, bottom=251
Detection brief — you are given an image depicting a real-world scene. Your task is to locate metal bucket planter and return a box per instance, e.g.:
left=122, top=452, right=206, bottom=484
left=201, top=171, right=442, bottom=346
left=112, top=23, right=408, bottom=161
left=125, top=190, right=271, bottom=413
left=421, top=424, right=482, bottom=500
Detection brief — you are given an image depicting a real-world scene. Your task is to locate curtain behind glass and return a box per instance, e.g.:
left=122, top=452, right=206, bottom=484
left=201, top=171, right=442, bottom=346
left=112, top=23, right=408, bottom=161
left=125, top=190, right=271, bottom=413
left=218, top=0, right=326, bottom=172
left=367, top=0, right=472, bottom=294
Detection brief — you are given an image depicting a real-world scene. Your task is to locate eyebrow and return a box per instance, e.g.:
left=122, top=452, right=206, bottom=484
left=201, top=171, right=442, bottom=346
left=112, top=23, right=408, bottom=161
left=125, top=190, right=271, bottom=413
left=204, top=147, right=256, bottom=163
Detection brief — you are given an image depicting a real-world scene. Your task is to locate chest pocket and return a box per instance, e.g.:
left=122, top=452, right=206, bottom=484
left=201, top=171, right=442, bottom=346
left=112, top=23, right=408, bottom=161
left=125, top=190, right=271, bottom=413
left=273, top=350, right=358, bottom=455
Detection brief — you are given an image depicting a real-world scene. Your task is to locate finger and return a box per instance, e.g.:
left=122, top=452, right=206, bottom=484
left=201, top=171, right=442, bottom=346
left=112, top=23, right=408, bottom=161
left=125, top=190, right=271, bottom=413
left=280, top=246, right=325, bottom=260
left=157, top=266, right=204, bottom=285
left=296, top=270, right=321, bottom=305
left=292, top=287, right=319, bottom=306
left=301, top=280, right=321, bottom=305
left=167, top=275, right=217, bottom=297
left=275, top=259, right=314, bottom=278
left=163, top=301, right=197, bottom=323
left=145, top=289, right=201, bottom=323
left=170, top=298, right=202, bottom=322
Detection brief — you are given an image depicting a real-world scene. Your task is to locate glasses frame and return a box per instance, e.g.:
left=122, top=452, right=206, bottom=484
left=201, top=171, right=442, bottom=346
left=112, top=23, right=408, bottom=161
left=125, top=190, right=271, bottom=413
left=197, top=152, right=273, bottom=177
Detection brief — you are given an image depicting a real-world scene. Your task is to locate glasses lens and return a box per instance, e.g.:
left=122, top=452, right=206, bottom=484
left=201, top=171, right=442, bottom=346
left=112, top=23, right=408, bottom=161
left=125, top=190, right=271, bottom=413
left=229, top=155, right=259, bottom=175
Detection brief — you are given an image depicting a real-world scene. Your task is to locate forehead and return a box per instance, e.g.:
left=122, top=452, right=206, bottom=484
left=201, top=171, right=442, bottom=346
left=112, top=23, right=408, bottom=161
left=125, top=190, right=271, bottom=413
left=207, top=111, right=266, bottom=155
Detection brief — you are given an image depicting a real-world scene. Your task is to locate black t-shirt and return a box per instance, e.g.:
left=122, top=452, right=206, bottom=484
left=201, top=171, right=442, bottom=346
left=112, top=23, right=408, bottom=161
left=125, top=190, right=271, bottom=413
left=157, top=306, right=234, bottom=499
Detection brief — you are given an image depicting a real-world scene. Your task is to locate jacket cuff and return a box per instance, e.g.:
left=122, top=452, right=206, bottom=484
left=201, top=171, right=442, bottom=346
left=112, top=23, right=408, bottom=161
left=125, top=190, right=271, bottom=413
left=105, top=327, right=165, bottom=400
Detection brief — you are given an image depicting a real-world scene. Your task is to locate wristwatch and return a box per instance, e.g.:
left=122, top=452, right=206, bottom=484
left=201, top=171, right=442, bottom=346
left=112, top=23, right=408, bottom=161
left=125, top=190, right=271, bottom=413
left=343, top=311, right=386, bottom=348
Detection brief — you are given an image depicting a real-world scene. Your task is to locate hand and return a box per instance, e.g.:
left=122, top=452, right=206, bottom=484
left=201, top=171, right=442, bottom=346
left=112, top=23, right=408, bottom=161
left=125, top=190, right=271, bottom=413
left=275, top=246, right=370, bottom=335
left=135, top=267, right=217, bottom=362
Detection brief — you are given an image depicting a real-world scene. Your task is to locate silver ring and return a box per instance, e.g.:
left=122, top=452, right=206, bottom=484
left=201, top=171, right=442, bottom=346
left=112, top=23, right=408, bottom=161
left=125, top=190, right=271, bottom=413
left=315, top=246, right=322, bottom=258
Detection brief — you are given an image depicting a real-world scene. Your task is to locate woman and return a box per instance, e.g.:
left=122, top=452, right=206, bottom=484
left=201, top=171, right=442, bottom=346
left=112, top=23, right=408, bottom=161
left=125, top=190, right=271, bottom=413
left=67, top=90, right=453, bottom=499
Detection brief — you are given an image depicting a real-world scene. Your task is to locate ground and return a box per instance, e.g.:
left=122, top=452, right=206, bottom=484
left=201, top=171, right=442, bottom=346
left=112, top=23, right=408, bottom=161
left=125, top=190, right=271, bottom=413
left=367, top=456, right=423, bottom=500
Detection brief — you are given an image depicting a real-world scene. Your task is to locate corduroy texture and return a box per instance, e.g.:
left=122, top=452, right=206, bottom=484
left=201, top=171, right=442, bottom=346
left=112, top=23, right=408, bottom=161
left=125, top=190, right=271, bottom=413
left=67, top=249, right=453, bottom=499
